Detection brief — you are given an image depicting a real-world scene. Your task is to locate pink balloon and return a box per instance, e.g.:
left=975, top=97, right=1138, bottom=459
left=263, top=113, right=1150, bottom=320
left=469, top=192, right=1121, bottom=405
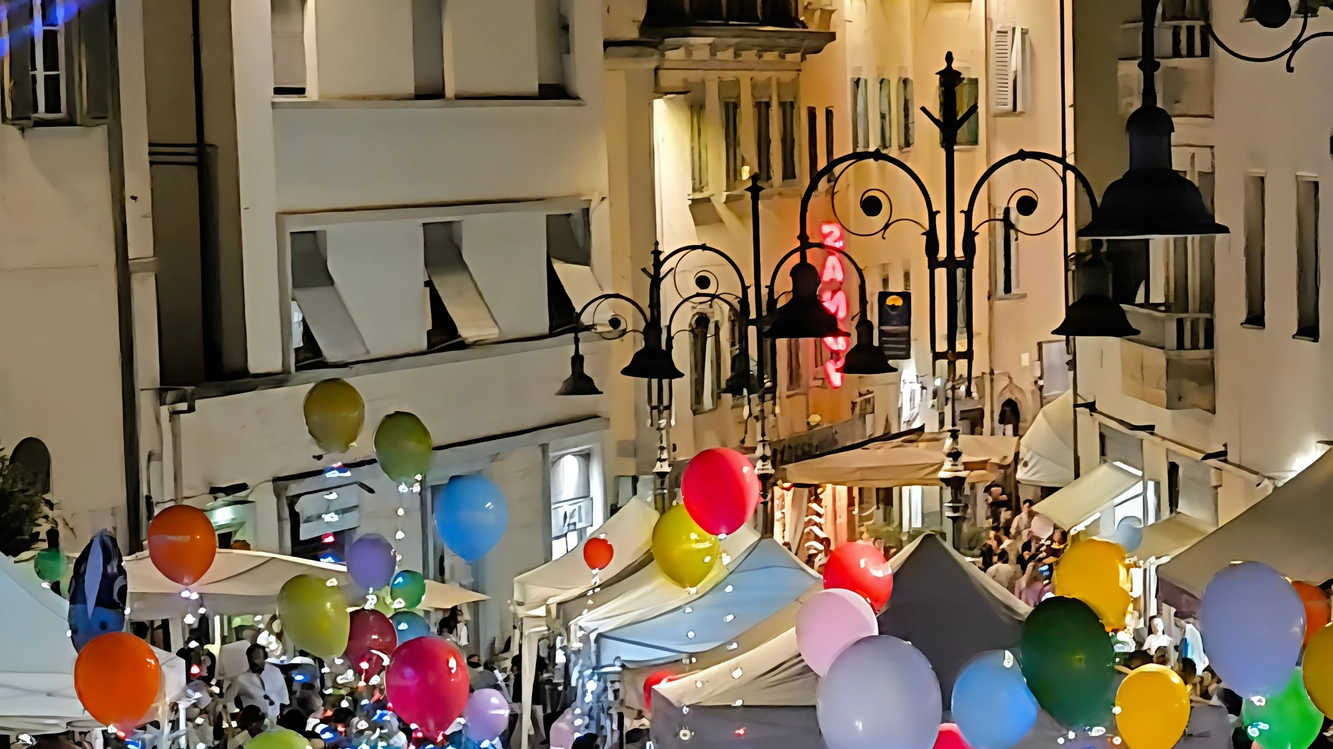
left=1031, top=514, right=1054, bottom=540
left=682, top=447, right=761, bottom=535
left=797, top=589, right=880, bottom=676
left=462, top=688, right=509, bottom=742
left=549, top=712, right=578, bottom=749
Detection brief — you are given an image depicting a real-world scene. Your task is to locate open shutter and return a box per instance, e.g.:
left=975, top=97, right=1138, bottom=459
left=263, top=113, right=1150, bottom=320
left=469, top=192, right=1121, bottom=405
left=991, top=26, right=1027, bottom=115
left=3, top=0, right=36, bottom=126
left=72, top=0, right=114, bottom=124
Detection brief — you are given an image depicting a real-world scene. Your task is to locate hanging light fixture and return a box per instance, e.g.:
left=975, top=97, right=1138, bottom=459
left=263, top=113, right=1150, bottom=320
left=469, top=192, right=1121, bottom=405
left=764, top=260, right=848, bottom=339
left=842, top=318, right=897, bottom=375
left=721, top=351, right=758, bottom=397
left=1052, top=252, right=1140, bottom=338
left=556, top=338, right=603, bottom=396
left=620, top=321, right=684, bottom=379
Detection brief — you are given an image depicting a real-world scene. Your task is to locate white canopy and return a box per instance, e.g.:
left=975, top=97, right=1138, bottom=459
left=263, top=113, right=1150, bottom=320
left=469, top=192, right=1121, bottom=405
left=1160, top=450, right=1333, bottom=598
left=1134, top=513, right=1212, bottom=562
left=0, top=554, right=184, bottom=735
left=655, top=628, right=813, bottom=708
left=125, top=549, right=485, bottom=620
left=1032, top=461, right=1141, bottom=533
left=564, top=526, right=760, bottom=636
left=1017, top=391, right=1076, bottom=487
left=780, top=433, right=1018, bottom=488
left=513, top=498, right=658, bottom=610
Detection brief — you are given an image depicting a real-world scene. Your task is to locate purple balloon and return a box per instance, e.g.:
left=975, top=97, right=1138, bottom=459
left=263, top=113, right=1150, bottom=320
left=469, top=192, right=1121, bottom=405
left=347, top=534, right=397, bottom=592
left=1200, top=561, right=1305, bottom=698
left=463, top=688, right=509, bottom=742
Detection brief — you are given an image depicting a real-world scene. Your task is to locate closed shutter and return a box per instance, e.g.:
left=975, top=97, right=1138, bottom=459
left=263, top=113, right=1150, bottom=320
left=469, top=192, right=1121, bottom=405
left=2, top=0, right=36, bottom=126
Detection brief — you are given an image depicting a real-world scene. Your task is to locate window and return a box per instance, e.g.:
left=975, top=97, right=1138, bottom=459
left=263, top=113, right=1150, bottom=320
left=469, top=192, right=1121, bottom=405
left=721, top=81, right=744, bottom=190
left=786, top=339, right=807, bottom=393
left=271, top=0, right=307, bottom=95
left=898, top=78, right=914, bottom=149
left=535, top=0, right=571, bottom=97
left=289, top=231, right=371, bottom=365
left=11, top=437, right=51, bottom=495
left=690, top=102, right=709, bottom=195
left=824, top=107, right=835, bottom=165
left=690, top=312, right=722, bottom=413
left=1038, top=339, right=1070, bottom=400
left=878, top=78, right=892, bottom=149
left=996, top=208, right=1020, bottom=296
left=2, top=0, right=112, bottom=126
left=955, top=267, right=969, bottom=340
left=852, top=78, right=869, bottom=150
left=551, top=451, right=595, bottom=559
left=1296, top=176, right=1320, bottom=340
left=755, top=98, right=772, bottom=185
left=807, top=106, right=819, bottom=176
left=780, top=100, right=797, bottom=182
left=942, top=77, right=980, bottom=147
left=1243, top=173, right=1266, bottom=327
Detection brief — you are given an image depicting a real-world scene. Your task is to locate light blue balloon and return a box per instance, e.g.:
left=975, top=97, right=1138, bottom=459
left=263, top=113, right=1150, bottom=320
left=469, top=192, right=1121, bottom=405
left=391, top=611, right=430, bottom=643
left=1200, top=561, right=1305, bottom=698
left=1106, top=517, right=1144, bottom=552
left=817, top=636, right=941, bottom=749
left=951, top=650, right=1038, bottom=749
left=434, top=475, right=509, bottom=562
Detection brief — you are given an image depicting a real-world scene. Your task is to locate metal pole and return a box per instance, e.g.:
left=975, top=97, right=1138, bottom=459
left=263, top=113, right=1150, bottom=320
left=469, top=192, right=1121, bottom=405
left=1060, top=0, right=1081, bottom=480
left=746, top=177, right=776, bottom=535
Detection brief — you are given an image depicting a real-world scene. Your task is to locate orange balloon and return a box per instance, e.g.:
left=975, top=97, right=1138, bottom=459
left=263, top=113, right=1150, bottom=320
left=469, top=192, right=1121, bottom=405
left=1294, top=581, right=1330, bottom=645
left=75, top=632, right=161, bottom=732
left=147, top=505, right=217, bottom=586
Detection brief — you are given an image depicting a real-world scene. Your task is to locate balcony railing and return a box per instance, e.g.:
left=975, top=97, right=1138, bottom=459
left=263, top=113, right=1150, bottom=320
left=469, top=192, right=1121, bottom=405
left=642, top=0, right=803, bottom=29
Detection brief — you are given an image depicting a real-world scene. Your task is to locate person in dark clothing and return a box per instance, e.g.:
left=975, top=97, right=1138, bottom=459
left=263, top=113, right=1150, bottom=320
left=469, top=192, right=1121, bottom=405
left=571, top=735, right=599, bottom=749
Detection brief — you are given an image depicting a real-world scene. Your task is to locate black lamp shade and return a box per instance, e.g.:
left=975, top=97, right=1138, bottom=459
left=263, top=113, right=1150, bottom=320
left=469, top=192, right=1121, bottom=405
left=721, top=352, right=758, bottom=397
left=1052, top=294, right=1140, bottom=338
left=843, top=318, right=897, bottom=375
left=621, top=341, right=684, bottom=380
left=765, top=260, right=849, bottom=339
left=556, top=352, right=602, bottom=395
left=1079, top=105, right=1228, bottom=240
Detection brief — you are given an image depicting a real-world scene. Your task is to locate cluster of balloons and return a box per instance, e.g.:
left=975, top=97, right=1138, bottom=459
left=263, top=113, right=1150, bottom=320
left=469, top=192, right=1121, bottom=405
left=796, top=540, right=893, bottom=677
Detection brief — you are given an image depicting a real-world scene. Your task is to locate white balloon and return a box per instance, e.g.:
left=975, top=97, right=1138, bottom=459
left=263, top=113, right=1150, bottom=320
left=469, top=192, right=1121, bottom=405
left=817, top=636, right=941, bottom=749
left=797, top=589, right=879, bottom=677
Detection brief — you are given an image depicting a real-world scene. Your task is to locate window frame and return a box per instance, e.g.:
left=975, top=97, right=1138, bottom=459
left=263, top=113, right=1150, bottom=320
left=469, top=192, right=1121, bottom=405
left=549, top=449, right=596, bottom=560
left=851, top=77, right=869, bottom=150
left=877, top=78, right=892, bottom=150
left=898, top=78, right=914, bottom=150
left=1242, top=172, right=1266, bottom=328
left=2, top=0, right=112, bottom=128
left=1295, top=175, right=1320, bottom=341
left=689, top=310, right=723, bottom=414
left=689, top=99, right=710, bottom=196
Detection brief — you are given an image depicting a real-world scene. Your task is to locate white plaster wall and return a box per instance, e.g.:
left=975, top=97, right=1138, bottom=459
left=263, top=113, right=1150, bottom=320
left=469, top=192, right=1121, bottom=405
left=325, top=222, right=430, bottom=357
left=443, top=0, right=540, bottom=97
left=460, top=213, right=551, bottom=339
left=0, top=127, right=126, bottom=545
left=477, top=445, right=548, bottom=654
left=307, top=0, right=417, bottom=99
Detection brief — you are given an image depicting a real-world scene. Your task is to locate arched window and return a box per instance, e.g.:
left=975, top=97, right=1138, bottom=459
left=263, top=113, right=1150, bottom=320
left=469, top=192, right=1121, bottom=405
left=11, top=437, right=51, bottom=495
left=690, top=312, right=721, bottom=413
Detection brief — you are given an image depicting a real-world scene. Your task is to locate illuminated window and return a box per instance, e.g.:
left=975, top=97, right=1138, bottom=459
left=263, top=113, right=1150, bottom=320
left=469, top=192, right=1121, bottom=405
left=551, top=450, right=594, bottom=559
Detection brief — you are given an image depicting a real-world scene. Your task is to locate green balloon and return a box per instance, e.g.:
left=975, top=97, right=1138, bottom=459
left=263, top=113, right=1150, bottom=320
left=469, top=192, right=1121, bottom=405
left=391, top=570, right=427, bottom=610
left=373, top=412, right=433, bottom=486
left=1243, top=669, right=1323, bottom=749
left=246, top=729, right=310, bottom=749
left=1019, top=596, right=1116, bottom=729
left=34, top=548, right=66, bottom=582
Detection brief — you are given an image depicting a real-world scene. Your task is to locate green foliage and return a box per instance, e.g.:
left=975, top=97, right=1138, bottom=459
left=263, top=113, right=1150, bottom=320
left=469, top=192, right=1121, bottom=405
left=0, top=453, right=50, bottom=557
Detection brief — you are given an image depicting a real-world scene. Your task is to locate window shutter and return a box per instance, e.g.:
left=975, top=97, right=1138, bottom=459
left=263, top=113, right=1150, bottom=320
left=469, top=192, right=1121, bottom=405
left=3, top=0, right=36, bottom=126
left=991, top=27, right=1015, bottom=113
left=72, top=0, right=114, bottom=124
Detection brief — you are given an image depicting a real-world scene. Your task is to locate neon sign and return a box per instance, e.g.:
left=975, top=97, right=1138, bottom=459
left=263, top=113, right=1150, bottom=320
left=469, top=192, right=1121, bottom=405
left=819, top=222, right=849, bottom=388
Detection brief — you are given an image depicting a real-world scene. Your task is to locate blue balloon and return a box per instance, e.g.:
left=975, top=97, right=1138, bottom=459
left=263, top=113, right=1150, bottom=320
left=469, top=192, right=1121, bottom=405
left=1105, top=517, right=1144, bottom=552
left=391, top=611, right=430, bottom=643
left=952, top=651, right=1039, bottom=749
left=434, top=475, right=509, bottom=562
left=1200, top=561, right=1305, bottom=699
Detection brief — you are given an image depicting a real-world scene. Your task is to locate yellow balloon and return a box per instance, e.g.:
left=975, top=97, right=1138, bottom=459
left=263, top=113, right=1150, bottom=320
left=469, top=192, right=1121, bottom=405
left=303, top=379, right=365, bottom=454
left=1053, top=538, right=1132, bottom=630
left=1116, top=664, right=1190, bottom=749
left=278, top=574, right=350, bottom=659
left=653, top=504, right=719, bottom=588
left=1303, top=624, right=1333, bottom=717
left=374, top=412, right=433, bottom=486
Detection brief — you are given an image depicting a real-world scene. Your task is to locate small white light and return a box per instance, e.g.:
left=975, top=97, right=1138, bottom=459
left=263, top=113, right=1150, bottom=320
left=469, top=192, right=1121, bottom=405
left=703, top=556, right=712, bottom=564
left=695, top=680, right=703, bottom=688
left=180, top=590, right=192, bottom=599
left=183, top=614, right=197, bottom=625
left=1111, top=706, right=1122, bottom=715
left=731, top=668, right=743, bottom=679
left=1057, top=740, right=1065, bottom=745
left=1090, top=727, right=1107, bottom=737
left=732, top=700, right=743, bottom=707
left=395, top=531, right=406, bottom=541
left=723, top=614, right=735, bottom=622
left=396, top=507, right=405, bottom=517
left=684, top=607, right=693, bottom=614
left=254, top=615, right=264, bottom=622
left=686, top=631, right=695, bottom=639
left=198, top=606, right=207, bottom=614
left=721, top=553, right=732, bottom=565
left=727, top=642, right=738, bottom=650
left=724, top=585, right=733, bottom=593
left=326, top=578, right=339, bottom=587
left=682, top=706, right=690, bottom=715
left=188, top=640, right=199, bottom=648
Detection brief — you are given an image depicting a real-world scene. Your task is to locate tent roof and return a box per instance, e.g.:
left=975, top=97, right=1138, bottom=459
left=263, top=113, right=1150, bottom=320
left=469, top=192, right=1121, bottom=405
left=563, top=526, right=760, bottom=635
left=513, top=498, right=658, bottom=609
left=654, top=628, right=816, bottom=708
left=596, top=539, right=819, bottom=667
left=125, top=549, right=484, bottom=620
left=1159, top=450, right=1333, bottom=598
left=0, top=554, right=184, bottom=735
left=780, top=433, right=1017, bottom=488
left=878, top=533, right=1030, bottom=704
left=1134, top=513, right=1212, bottom=562
left=1032, top=461, right=1141, bottom=532
left=1018, top=391, right=1076, bottom=487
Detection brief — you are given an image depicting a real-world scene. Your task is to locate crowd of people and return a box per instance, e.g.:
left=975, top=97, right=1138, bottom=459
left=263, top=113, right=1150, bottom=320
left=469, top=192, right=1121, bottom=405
left=975, top=486, right=1068, bottom=606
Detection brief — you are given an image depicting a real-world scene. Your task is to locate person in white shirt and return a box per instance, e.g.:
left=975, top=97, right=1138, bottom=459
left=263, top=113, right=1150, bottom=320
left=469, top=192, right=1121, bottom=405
left=223, top=644, right=288, bottom=720
left=986, top=550, right=1021, bottom=592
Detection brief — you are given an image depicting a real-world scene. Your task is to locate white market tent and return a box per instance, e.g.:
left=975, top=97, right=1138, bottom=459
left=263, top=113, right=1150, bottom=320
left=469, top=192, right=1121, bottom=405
left=1017, top=391, right=1076, bottom=487
left=1133, top=512, right=1212, bottom=562
left=779, top=432, right=1017, bottom=488
left=0, top=553, right=185, bottom=735
left=513, top=498, right=658, bottom=612
left=595, top=539, right=819, bottom=667
left=1031, top=461, right=1141, bottom=533
left=562, top=526, right=761, bottom=636
left=1159, top=449, right=1333, bottom=601
left=124, top=548, right=485, bottom=620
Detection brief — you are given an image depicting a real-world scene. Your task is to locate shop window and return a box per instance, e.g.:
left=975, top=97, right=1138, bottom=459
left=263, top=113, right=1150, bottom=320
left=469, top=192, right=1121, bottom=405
left=551, top=450, right=594, bottom=559
left=2, top=0, right=113, bottom=126
left=1243, top=173, right=1266, bottom=327
left=690, top=312, right=722, bottom=413
left=1296, top=176, right=1320, bottom=341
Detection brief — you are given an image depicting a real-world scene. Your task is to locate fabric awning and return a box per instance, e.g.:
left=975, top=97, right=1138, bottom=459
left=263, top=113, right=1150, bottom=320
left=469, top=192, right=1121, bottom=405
left=513, top=498, right=658, bottom=609
left=1018, top=391, right=1076, bottom=487
left=1159, top=450, right=1333, bottom=598
left=1033, top=461, right=1141, bottom=532
left=1134, top=512, right=1212, bottom=562
left=125, top=549, right=484, bottom=619
left=654, top=628, right=815, bottom=708
left=780, top=432, right=1018, bottom=488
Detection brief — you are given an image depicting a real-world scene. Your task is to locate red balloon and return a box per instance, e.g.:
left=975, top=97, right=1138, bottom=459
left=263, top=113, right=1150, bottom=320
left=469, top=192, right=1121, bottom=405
left=643, top=669, right=677, bottom=712
left=823, top=541, right=893, bottom=611
left=583, top=537, right=614, bottom=571
left=346, top=609, right=398, bottom=675
left=75, top=632, right=161, bottom=733
left=147, top=505, right=217, bottom=586
left=386, top=637, right=469, bottom=738
left=681, top=447, right=761, bottom=536
left=934, top=724, right=974, bottom=749
left=1294, top=581, right=1330, bottom=645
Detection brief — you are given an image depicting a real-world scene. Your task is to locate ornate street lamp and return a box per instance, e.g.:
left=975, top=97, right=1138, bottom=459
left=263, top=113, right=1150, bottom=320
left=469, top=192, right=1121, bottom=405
left=939, top=429, right=971, bottom=552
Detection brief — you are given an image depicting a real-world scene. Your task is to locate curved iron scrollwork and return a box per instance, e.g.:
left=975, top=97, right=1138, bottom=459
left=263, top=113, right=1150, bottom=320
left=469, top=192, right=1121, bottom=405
left=1206, top=6, right=1333, bottom=73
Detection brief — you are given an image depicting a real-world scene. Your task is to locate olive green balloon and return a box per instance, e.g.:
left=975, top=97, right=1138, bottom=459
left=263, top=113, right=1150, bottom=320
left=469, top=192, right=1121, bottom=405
left=278, top=574, right=350, bottom=659
left=246, top=729, right=310, bottom=749
left=373, top=412, right=432, bottom=486
left=1243, top=669, right=1323, bottom=749
left=1019, top=596, right=1116, bottom=729
left=391, top=570, right=427, bottom=610
left=34, top=547, right=67, bottom=582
